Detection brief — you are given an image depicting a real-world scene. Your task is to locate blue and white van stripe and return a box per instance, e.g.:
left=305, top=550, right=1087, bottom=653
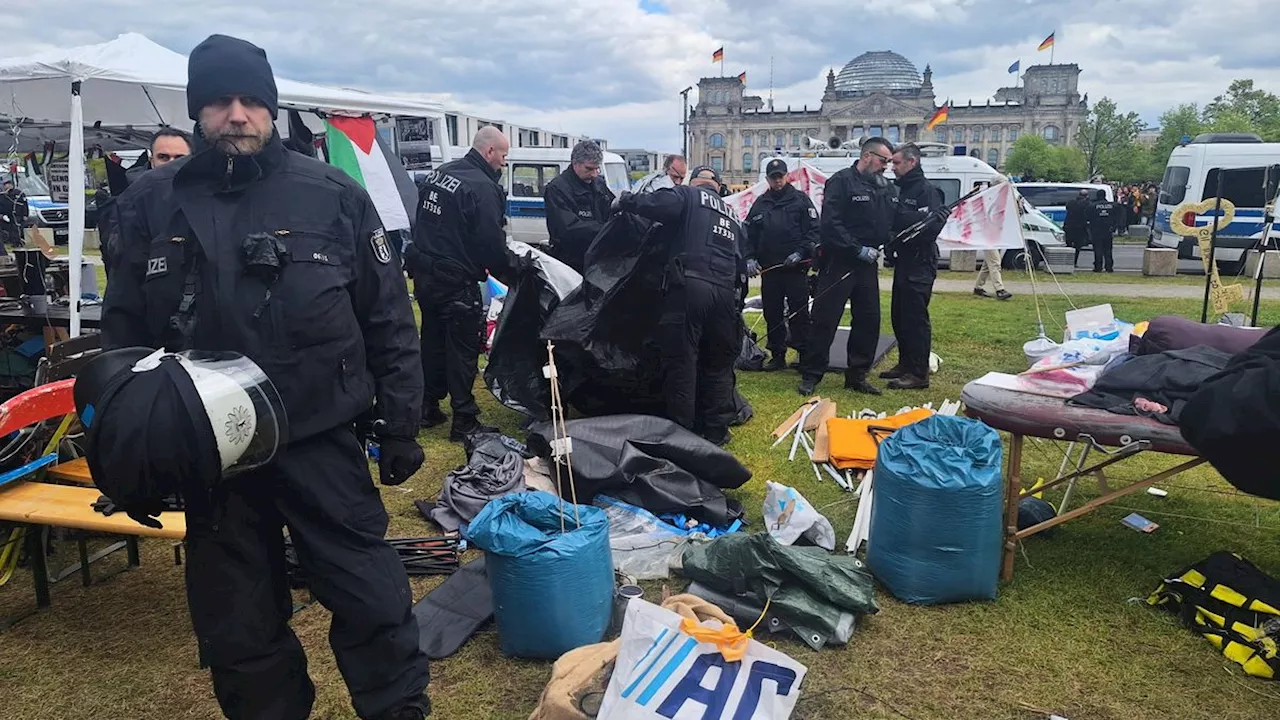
left=1154, top=207, right=1280, bottom=239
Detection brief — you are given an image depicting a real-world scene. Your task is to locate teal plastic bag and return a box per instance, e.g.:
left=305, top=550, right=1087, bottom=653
left=465, top=491, right=613, bottom=658
left=866, top=415, right=1003, bottom=604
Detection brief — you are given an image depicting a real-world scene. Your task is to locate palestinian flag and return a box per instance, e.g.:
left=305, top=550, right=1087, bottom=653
left=325, top=116, right=417, bottom=231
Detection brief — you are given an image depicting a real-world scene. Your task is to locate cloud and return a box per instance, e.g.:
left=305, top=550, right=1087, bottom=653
left=2, top=0, right=1279, bottom=150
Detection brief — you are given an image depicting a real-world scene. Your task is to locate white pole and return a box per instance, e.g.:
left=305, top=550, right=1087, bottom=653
left=435, top=113, right=452, bottom=162
left=67, top=81, right=86, bottom=337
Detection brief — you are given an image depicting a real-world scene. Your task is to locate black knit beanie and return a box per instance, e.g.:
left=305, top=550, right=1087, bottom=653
left=187, top=34, right=280, bottom=121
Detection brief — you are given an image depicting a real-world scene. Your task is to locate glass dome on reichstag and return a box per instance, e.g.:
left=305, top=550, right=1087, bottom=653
left=834, top=51, right=922, bottom=93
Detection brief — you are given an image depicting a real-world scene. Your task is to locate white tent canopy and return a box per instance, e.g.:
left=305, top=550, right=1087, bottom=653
left=0, top=32, right=450, bottom=335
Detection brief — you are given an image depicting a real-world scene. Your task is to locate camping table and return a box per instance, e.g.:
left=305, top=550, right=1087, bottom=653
left=0, top=302, right=102, bottom=332
left=961, top=380, right=1207, bottom=581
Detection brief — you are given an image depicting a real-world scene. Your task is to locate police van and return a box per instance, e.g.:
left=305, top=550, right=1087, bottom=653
left=763, top=140, right=1067, bottom=268
left=420, top=146, right=630, bottom=245
left=1150, top=133, right=1280, bottom=273
left=1015, top=182, right=1112, bottom=226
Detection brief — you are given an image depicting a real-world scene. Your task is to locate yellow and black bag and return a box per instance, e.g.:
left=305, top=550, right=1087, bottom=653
left=1148, top=551, right=1280, bottom=679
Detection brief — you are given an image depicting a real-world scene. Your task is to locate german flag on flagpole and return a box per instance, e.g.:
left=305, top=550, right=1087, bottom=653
left=926, top=103, right=949, bottom=130
left=737, top=71, right=746, bottom=83
left=712, top=47, right=724, bottom=63
left=1037, top=32, right=1055, bottom=51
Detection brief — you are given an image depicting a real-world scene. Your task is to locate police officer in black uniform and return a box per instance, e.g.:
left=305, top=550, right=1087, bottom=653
left=410, top=126, right=510, bottom=439
left=613, top=166, right=743, bottom=445
left=101, top=35, right=431, bottom=720
left=0, top=179, right=26, bottom=247
left=1086, top=188, right=1115, bottom=272
left=881, top=143, right=949, bottom=390
left=544, top=139, right=615, bottom=273
left=743, top=159, right=818, bottom=371
left=797, top=137, right=898, bottom=396
left=1064, top=188, right=1091, bottom=265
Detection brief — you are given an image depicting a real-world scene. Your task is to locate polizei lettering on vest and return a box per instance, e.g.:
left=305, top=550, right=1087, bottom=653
left=699, top=191, right=735, bottom=218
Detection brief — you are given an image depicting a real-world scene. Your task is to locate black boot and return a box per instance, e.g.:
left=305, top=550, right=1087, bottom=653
left=878, top=365, right=905, bottom=380
left=887, top=373, right=930, bottom=390
left=450, top=418, right=499, bottom=443
left=420, top=405, right=448, bottom=428
left=797, top=377, right=818, bottom=396
left=374, top=695, right=431, bottom=720
left=701, top=427, right=731, bottom=447
left=763, top=352, right=787, bottom=372
left=844, top=376, right=882, bottom=396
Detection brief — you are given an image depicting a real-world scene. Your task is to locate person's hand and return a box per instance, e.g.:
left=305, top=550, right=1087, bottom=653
left=378, top=436, right=425, bottom=486
left=856, top=246, right=880, bottom=265
left=745, top=258, right=761, bottom=277
left=123, top=499, right=168, bottom=529
left=784, top=251, right=804, bottom=268
left=930, top=206, right=952, bottom=225
left=610, top=191, right=632, bottom=215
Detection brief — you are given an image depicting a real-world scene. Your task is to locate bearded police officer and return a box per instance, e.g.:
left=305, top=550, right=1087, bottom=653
left=797, top=137, right=898, bottom=396
left=613, top=165, right=743, bottom=445
left=410, top=127, right=511, bottom=439
left=101, top=35, right=430, bottom=720
left=1086, top=188, right=1115, bottom=272
left=544, top=140, right=615, bottom=273
left=743, top=159, right=818, bottom=371
left=882, top=144, right=949, bottom=390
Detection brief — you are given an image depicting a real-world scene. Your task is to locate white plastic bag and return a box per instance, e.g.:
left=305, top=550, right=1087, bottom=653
left=763, top=482, right=836, bottom=551
left=598, top=598, right=807, bottom=720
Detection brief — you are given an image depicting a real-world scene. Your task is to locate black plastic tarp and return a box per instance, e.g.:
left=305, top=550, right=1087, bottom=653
left=487, top=215, right=754, bottom=425
left=527, top=414, right=751, bottom=527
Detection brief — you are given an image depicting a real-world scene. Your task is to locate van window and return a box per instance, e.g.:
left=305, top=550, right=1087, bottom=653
left=604, top=162, right=630, bottom=196
left=1202, top=167, right=1268, bottom=208
left=1018, top=186, right=1088, bottom=207
left=510, top=163, right=560, bottom=198
left=1159, top=165, right=1189, bottom=205
left=934, top=178, right=961, bottom=205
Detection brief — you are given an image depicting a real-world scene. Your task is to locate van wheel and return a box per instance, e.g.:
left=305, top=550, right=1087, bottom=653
left=1001, top=249, right=1024, bottom=270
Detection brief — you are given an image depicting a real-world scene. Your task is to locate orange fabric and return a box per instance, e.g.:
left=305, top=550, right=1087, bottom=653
left=826, top=408, right=935, bottom=470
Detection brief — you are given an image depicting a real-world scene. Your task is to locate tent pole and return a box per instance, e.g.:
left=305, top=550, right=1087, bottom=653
left=67, top=80, right=86, bottom=338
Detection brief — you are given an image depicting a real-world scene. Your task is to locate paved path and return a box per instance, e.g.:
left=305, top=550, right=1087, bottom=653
left=906, top=276, right=1280, bottom=300
left=911, top=272, right=1280, bottom=298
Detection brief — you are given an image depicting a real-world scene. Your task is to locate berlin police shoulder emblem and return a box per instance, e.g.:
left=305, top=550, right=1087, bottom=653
left=370, top=227, right=392, bottom=265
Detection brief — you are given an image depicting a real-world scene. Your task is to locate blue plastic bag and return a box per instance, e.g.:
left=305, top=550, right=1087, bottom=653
left=465, top=491, right=614, bottom=658
left=866, top=415, right=1004, bottom=605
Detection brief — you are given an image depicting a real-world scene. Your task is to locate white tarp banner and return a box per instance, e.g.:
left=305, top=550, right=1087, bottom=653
left=723, top=168, right=1025, bottom=251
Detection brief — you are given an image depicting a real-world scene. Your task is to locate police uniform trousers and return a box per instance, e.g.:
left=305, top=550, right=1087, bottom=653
left=659, top=275, right=739, bottom=437
left=760, top=266, right=809, bottom=359
left=799, top=256, right=880, bottom=383
left=890, top=253, right=936, bottom=378
left=184, top=426, right=429, bottom=720
left=1090, top=232, right=1114, bottom=272
left=415, top=274, right=483, bottom=425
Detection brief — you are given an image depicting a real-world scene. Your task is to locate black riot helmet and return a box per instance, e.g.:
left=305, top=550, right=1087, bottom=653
left=75, top=348, right=286, bottom=509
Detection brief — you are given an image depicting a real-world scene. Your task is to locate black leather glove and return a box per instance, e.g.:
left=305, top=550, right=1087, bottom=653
left=124, top=499, right=168, bottom=529
left=610, top=191, right=632, bottom=215
left=378, top=436, right=425, bottom=486
left=784, top=251, right=804, bottom=268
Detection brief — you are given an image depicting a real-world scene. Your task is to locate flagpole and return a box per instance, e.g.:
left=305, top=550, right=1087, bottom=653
left=1050, top=32, right=1055, bottom=65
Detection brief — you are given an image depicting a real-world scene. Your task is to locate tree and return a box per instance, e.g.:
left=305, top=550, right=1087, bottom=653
left=1204, top=79, right=1280, bottom=140
left=1004, top=135, right=1088, bottom=181
left=1004, top=135, right=1055, bottom=180
left=1152, top=104, right=1203, bottom=171
left=1076, top=97, right=1144, bottom=179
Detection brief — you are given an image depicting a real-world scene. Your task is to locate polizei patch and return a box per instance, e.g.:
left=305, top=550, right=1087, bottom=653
left=371, top=227, right=392, bottom=264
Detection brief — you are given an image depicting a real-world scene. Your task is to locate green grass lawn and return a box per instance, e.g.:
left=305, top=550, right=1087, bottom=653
left=2, top=290, right=1279, bottom=720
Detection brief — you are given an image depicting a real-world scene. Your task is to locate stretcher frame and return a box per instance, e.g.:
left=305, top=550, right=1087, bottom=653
left=961, top=381, right=1208, bottom=581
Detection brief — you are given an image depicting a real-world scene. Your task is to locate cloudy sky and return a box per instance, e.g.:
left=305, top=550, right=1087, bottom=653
left=5, top=0, right=1279, bottom=151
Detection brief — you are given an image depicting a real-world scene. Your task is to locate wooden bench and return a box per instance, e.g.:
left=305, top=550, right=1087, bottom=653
left=0, top=480, right=186, bottom=610
left=46, top=457, right=94, bottom=487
